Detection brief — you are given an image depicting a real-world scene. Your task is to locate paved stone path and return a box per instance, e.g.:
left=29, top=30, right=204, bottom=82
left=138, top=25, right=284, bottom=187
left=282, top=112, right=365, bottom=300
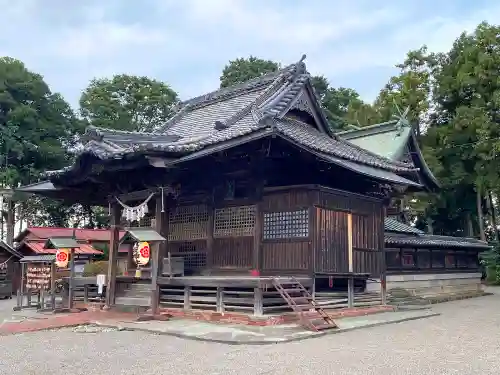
left=1, top=290, right=500, bottom=374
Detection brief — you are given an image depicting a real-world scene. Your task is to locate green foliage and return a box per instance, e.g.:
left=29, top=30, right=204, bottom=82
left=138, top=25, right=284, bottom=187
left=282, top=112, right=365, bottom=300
left=82, top=261, right=109, bottom=277
left=92, top=242, right=110, bottom=260
left=219, top=56, right=280, bottom=88
left=0, top=57, right=82, bottom=188
left=480, top=246, right=500, bottom=284
left=80, top=74, right=179, bottom=132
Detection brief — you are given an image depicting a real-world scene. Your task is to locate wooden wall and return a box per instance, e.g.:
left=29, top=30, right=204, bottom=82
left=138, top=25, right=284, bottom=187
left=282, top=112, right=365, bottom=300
left=261, top=189, right=311, bottom=273
left=162, top=185, right=385, bottom=277
left=312, top=188, right=384, bottom=276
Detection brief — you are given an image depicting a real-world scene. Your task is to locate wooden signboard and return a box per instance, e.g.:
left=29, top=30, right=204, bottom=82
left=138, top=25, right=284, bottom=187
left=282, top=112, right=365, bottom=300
left=26, top=264, right=51, bottom=291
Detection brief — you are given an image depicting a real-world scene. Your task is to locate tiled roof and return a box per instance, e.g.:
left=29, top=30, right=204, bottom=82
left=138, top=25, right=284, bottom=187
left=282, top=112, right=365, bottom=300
left=22, top=241, right=103, bottom=255
left=384, top=218, right=424, bottom=234
left=45, top=56, right=417, bottom=183
left=383, top=218, right=489, bottom=249
left=16, top=227, right=127, bottom=243
left=385, top=233, right=490, bottom=249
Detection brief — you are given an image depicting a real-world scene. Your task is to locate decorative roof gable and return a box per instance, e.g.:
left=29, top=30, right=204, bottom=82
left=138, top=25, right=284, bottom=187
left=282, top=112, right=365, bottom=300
left=338, top=115, right=440, bottom=191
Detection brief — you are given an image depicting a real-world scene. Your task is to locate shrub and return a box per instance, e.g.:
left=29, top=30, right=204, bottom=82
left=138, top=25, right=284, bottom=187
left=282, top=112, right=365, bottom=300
left=480, top=245, right=500, bottom=284
left=83, top=261, right=109, bottom=276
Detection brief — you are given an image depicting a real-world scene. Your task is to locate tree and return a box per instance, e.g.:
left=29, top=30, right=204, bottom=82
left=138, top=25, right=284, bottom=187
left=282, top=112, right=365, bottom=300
left=407, top=23, right=500, bottom=239
left=80, top=75, right=179, bottom=133
left=220, top=57, right=280, bottom=88
left=0, top=57, right=84, bottom=235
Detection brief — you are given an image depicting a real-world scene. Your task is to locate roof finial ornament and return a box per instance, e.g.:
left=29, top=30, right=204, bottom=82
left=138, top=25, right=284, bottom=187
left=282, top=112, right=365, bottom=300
left=391, top=100, right=411, bottom=131
left=300, top=54, right=307, bottom=63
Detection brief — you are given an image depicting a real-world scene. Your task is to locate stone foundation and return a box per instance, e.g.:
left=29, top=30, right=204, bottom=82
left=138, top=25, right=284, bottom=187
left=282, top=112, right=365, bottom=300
left=153, top=305, right=394, bottom=326
left=366, top=273, right=483, bottom=297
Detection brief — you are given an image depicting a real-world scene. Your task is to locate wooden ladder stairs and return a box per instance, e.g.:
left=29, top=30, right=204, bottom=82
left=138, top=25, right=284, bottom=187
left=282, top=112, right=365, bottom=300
left=272, top=277, right=337, bottom=332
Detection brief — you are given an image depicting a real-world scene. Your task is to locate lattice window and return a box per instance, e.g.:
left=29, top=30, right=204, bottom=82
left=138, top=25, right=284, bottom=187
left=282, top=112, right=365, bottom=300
left=214, top=205, right=256, bottom=237
left=263, top=209, right=309, bottom=240
left=174, top=242, right=207, bottom=270
left=168, top=205, right=209, bottom=241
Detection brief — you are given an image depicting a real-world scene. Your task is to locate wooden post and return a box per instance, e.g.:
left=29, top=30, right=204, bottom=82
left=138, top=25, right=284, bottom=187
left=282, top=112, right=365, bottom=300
left=150, top=195, right=166, bottom=315
left=104, top=203, right=121, bottom=309
left=50, top=262, right=56, bottom=310
left=347, top=213, right=353, bottom=273
left=216, top=287, right=224, bottom=313
left=183, top=286, right=191, bottom=310
left=380, top=274, right=387, bottom=305
left=5, top=198, right=14, bottom=246
left=40, top=289, right=45, bottom=310
left=68, top=249, right=75, bottom=309
left=253, top=202, right=262, bottom=274
left=347, top=213, right=354, bottom=308
left=381, top=205, right=388, bottom=305
left=347, top=278, right=354, bottom=308
left=206, top=205, right=214, bottom=272
left=17, top=262, right=25, bottom=310
left=253, top=287, right=263, bottom=316
left=83, top=284, right=89, bottom=304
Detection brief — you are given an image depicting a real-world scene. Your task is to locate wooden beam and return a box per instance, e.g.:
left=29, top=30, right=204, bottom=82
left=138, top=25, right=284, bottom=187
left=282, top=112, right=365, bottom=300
left=104, top=203, right=121, bottom=309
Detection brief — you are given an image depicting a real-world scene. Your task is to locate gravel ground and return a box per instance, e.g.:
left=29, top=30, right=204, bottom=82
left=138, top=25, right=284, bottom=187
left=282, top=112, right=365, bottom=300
left=1, top=291, right=500, bottom=375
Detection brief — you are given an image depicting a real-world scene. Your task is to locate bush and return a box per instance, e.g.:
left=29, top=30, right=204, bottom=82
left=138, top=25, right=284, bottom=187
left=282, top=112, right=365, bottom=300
left=83, top=261, right=109, bottom=276
left=480, top=245, right=500, bottom=284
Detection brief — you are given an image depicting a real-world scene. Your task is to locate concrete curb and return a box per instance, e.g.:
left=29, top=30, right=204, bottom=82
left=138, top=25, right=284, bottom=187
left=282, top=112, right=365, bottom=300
left=94, top=312, right=441, bottom=345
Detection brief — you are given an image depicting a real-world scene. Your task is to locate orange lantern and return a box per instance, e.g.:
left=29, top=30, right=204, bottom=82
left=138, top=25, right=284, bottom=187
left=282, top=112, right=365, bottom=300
left=56, top=248, right=70, bottom=268
left=134, top=242, right=150, bottom=266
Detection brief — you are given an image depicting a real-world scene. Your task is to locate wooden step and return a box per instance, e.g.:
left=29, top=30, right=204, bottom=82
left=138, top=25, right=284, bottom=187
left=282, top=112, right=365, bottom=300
left=312, top=323, right=336, bottom=331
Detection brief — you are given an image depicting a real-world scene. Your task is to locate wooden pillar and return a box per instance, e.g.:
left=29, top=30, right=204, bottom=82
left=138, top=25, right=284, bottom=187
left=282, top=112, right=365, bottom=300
left=347, top=213, right=354, bottom=308
left=253, top=202, right=262, bottom=273
left=380, top=205, right=387, bottom=305
left=104, top=203, right=121, bottom=309
left=5, top=198, right=14, bottom=246
left=150, top=195, right=166, bottom=315
left=253, top=287, right=263, bottom=316
left=206, top=204, right=214, bottom=271
left=50, top=262, right=56, bottom=310
left=16, top=262, right=25, bottom=310
left=216, top=287, right=224, bottom=313
left=68, top=249, right=75, bottom=309
left=183, top=286, right=191, bottom=310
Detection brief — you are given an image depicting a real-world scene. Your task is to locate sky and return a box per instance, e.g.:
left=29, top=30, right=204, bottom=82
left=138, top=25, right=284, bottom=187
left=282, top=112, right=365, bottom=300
left=2, top=0, right=500, bottom=109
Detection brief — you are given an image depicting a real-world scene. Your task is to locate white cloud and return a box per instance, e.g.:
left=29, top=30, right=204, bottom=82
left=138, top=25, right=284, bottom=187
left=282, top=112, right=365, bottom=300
left=1, top=0, right=500, bottom=107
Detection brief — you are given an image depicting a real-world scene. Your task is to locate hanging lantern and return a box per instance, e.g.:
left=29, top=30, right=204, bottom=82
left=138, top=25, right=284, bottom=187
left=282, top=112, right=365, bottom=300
left=56, top=248, right=70, bottom=268
left=133, top=242, right=150, bottom=266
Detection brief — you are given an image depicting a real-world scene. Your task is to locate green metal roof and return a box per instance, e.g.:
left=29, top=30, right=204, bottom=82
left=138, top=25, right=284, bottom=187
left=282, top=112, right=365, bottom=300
left=338, top=119, right=440, bottom=191
left=120, top=228, right=166, bottom=243
left=338, top=120, right=411, bottom=161
left=44, top=237, right=80, bottom=249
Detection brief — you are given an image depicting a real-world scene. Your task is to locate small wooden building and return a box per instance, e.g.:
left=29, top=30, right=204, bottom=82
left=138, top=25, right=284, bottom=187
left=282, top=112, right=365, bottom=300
left=0, top=240, right=22, bottom=297
left=340, top=118, right=489, bottom=297
left=14, top=227, right=105, bottom=274
left=18, top=56, right=426, bottom=315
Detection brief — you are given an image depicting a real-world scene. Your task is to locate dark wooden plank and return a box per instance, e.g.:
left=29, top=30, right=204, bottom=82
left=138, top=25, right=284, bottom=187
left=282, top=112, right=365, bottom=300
left=105, top=203, right=121, bottom=308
